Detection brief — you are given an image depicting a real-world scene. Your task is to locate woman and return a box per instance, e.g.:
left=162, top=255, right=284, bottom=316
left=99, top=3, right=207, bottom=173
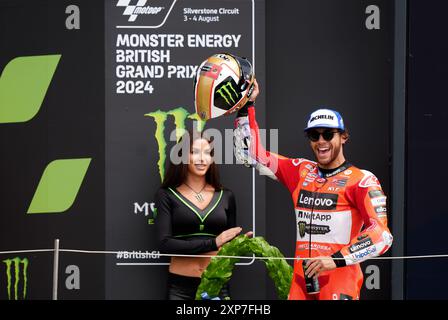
left=155, top=128, right=249, bottom=300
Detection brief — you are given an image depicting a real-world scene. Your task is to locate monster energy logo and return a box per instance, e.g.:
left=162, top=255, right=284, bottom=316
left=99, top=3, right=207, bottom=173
left=215, top=78, right=241, bottom=109
left=3, top=257, right=28, bottom=300
left=298, top=221, right=307, bottom=238
left=297, top=221, right=331, bottom=238
left=145, top=107, right=205, bottom=181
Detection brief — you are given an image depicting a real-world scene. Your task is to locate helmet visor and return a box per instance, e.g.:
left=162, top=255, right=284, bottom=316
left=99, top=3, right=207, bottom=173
left=234, top=56, right=253, bottom=91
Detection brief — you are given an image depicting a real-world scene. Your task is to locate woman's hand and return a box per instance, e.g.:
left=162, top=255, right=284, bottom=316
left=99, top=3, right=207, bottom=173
left=215, top=227, right=242, bottom=247
left=245, top=231, right=254, bottom=238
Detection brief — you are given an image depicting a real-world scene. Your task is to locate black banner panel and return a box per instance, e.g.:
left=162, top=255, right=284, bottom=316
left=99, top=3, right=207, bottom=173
left=0, top=0, right=105, bottom=299
left=0, top=0, right=397, bottom=300
left=265, top=0, right=393, bottom=299
left=105, top=0, right=266, bottom=299
left=406, top=0, right=448, bottom=299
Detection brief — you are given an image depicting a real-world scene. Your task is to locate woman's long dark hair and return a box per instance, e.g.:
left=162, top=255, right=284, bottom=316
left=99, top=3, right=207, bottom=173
left=161, top=128, right=222, bottom=190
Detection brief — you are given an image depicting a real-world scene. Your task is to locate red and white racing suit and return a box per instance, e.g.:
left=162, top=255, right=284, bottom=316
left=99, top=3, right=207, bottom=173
left=234, top=106, right=393, bottom=300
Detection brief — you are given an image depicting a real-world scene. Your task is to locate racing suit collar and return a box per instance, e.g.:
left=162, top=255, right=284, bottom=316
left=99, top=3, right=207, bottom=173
left=318, top=161, right=352, bottom=179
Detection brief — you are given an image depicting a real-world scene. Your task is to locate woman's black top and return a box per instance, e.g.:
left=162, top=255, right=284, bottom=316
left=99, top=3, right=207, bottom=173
left=155, top=187, right=236, bottom=254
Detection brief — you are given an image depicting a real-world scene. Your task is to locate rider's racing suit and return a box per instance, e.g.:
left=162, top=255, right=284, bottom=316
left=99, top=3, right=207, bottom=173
left=234, top=105, right=393, bottom=300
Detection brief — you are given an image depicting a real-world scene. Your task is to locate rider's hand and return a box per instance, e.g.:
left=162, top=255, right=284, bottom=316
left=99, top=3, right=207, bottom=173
left=237, top=79, right=259, bottom=117
left=248, top=78, right=260, bottom=103
left=304, top=256, right=337, bottom=278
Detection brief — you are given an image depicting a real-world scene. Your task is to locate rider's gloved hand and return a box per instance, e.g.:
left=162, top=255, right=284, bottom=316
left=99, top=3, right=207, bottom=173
left=234, top=102, right=256, bottom=168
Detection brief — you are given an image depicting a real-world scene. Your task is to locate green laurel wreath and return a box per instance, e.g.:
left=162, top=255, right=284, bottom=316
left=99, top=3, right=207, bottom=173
left=195, top=235, right=293, bottom=300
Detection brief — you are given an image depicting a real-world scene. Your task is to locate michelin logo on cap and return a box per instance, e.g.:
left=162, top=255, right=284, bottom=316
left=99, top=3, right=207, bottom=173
left=304, top=108, right=345, bottom=131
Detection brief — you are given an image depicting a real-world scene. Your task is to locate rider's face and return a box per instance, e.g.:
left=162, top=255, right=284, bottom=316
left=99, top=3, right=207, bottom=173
left=308, top=128, right=347, bottom=169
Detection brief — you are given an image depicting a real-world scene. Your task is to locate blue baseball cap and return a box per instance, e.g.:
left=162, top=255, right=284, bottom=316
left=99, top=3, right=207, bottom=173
left=304, top=108, right=345, bottom=131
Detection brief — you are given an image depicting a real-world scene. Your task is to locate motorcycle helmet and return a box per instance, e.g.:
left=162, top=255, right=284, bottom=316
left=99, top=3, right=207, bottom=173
left=194, top=53, right=255, bottom=120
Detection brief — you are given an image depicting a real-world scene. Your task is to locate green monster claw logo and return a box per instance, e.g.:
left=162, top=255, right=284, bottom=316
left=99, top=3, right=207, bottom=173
left=149, top=207, right=157, bottom=225
left=298, top=221, right=307, bottom=238
left=3, top=257, right=28, bottom=300
left=216, top=81, right=239, bottom=106
left=145, top=107, right=205, bottom=181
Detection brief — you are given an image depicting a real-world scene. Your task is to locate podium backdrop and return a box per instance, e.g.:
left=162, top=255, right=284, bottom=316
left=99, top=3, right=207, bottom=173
left=0, top=0, right=400, bottom=299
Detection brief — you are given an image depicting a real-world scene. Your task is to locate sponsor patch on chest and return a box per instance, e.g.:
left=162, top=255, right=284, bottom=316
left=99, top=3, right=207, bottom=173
left=297, top=190, right=338, bottom=210
left=295, top=209, right=352, bottom=244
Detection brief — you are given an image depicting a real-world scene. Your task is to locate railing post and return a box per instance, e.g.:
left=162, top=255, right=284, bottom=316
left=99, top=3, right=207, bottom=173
left=52, top=239, right=60, bottom=300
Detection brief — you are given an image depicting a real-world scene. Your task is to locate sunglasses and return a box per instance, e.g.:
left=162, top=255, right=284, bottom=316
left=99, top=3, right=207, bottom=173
left=306, top=129, right=341, bottom=142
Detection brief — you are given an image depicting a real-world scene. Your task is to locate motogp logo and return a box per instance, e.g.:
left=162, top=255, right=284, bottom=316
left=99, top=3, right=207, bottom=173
left=116, top=0, right=164, bottom=22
